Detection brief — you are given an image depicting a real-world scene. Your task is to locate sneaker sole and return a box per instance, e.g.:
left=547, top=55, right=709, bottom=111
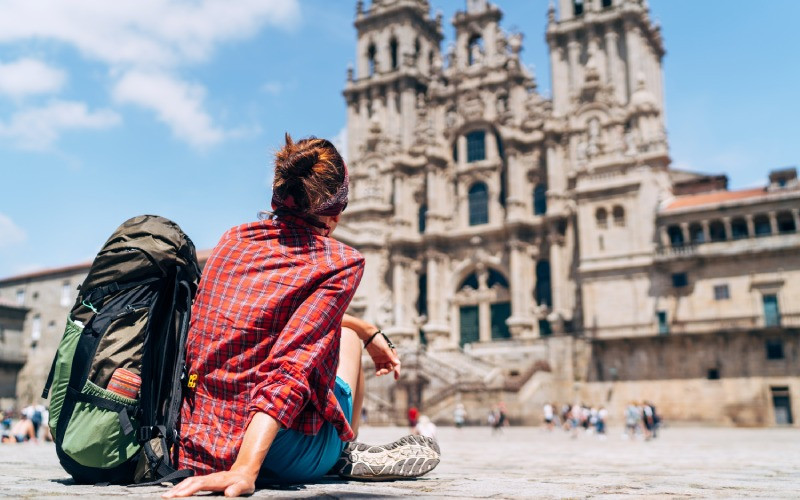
left=336, top=435, right=440, bottom=481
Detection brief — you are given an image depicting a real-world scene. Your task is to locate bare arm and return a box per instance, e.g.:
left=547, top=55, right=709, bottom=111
left=163, top=412, right=280, bottom=498
left=341, top=313, right=380, bottom=342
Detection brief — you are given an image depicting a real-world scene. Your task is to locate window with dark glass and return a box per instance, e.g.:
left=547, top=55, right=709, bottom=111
left=466, top=130, right=486, bottom=163
left=763, top=294, right=781, bottom=327
left=613, top=205, right=625, bottom=227
left=766, top=339, right=785, bottom=360
left=417, top=273, right=428, bottom=318
left=689, top=223, right=704, bottom=243
left=657, top=311, right=668, bottom=334
left=573, top=0, right=584, bottom=16
left=390, top=37, right=399, bottom=70
left=672, top=272, right=688, bottom=288
left=777, top=212, right=796, bottom=233
left=602, top=0, right=613, bottom=7
left=667, top=225, right=683, bottom=246
left=597, top=208, right=608, bottom=228
left=707, top=368, right=720, bottom=380
left=487, top=269, right=509, bottom=289
left=367, top=44, right=377, bottom=76
left=709, top=220, right=726, bottom=241
left=468, top=182, right=489, bottom=225
left=534, top=184, right=547, bottom=215
left=536, top=260, right=552, bottom=308
left=713, top=284, right=730, bottom=301
left=539, top=319, right=553, bottom=336
left=418, top=204, right=427, bottom=233
left=459, top=273, right=479, bottom=291
left=459, top=305, right=480, bottom=347
left=731, top=218, right=748, bottom=239
left=490, top=302, right=511, bottom=340
left=754, top=215, right=772, bottom=236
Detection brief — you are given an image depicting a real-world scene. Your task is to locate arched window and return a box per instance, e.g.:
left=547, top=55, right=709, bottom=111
left=466, top=130, right=486, bottom=162
left=389, top=37, right=399, bottom=70
left=487, top=269, right=509, bottom=289
left=367, top=43, right=377, bottom=76
left=754, top=214, right=772, bottom=236
left=535, top=260, right=552, bottom=308
left=777, top=211, right=797, bottom=233
left=459, top=273, right=479, bottom=290
left=468, top=34, right=484, bottom=66
left=468, top=182, right=489, bottom=226
left=612, top=205, right=625, bottom=226
left=689, top=223, right=704, bottom=243
left=596, top=207, right=608, bottom=228
left=534, top=184, right=547, bottom=215
left=602, top=0, right=613, bottom=8
left=667, top=225, right=683, bottom=246
left=573, top=0, right=585, bottom=16
left=418, top=204, right=427, bottom=233
left=731, top=218, right=748, bottom=239
left=709, top=220, right=726, bottom=241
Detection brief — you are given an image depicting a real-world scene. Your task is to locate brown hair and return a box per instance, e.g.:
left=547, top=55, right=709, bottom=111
left=273, top=133, right=346, bottom=214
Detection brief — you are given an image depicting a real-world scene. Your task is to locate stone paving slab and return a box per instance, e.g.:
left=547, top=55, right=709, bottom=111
left=1, top=426, right=799, bottom=498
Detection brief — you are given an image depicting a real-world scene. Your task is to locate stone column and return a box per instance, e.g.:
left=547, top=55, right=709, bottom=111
left=768, top=211, right=779, bottom=235
left=659, top=226, right=670, bottom=247
left=680, top=222, right=690, bottom=245
left=507, top=239, right=534, bottom=338
left=722, top=217, right=733, bottom=241
left=387, top=255, right=417, bottom=344
left=477, top=268, right=491, bottom=343
left=745, top=214, right=755, bottom=238
left=458, top=135, right=467, bottom=166
left=423, top=251, right=450, bottom=348
left=701, top=220, right=711, bottom=243
left=624, top=22, right=642, bottom=103
left=505, top=150, right=526, bottom=221
left=549, top=231, right=565, bottom=330
left=567, top=38, right=581, bottom=92
left=604, top=29, right=624, bottom=104
left=550, top=43, right=568, bottom=114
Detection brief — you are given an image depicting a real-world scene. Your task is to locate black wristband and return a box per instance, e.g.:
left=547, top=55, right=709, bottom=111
left=363, top=330, right=395, bottom=349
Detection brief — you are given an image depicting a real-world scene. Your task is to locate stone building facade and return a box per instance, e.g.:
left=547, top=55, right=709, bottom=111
left=0, top=0, right=797, bottom=427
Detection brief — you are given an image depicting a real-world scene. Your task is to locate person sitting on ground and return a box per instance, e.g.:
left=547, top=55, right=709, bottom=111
left=10, top=414, right=36, bottom=443
left=164, top=134, right=439, bottom=499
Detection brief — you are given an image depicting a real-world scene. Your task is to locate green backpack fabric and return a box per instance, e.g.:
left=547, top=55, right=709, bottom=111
left=42, top=215, right=201, bottom=485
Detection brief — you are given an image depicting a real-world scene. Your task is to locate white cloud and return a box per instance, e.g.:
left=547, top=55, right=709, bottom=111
left=113, top=71, right=223, bottom=148
left=332, top=126, right=348, bottom=163
left=0, top=213, right=27, bottom=247
left=0, top=0, right=300, bottom=148
left=0, top=58, right=66, bottom=98
left=0, top=0, right=301, bottom=69
left=0, top=100, right=120, bottom=150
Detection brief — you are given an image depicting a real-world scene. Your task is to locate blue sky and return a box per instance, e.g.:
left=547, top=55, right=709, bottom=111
left=0, top=0, right=798, bottom=279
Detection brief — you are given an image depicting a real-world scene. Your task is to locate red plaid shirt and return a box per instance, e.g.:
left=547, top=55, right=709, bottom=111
left=177, top=216, right=364, bottom=474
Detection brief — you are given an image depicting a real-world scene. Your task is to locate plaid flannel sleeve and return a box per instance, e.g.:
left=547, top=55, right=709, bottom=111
left=247, top=257, right=364, bottom=429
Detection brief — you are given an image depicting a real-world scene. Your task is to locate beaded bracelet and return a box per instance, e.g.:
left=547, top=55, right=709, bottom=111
left=363, top=330, right=395, bottom=349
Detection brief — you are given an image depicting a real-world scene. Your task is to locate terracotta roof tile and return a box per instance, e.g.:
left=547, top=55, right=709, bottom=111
left=663, top=187, right=767, bottom=211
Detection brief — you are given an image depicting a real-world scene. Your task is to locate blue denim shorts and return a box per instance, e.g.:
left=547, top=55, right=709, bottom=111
left=258, top=376, right=353, bottom=483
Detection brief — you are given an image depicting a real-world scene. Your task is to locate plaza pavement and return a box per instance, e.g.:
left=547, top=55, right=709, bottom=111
left=1, top=425, right=798, bottom=498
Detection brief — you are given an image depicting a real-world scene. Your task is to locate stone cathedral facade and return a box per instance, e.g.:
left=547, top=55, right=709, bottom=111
left=331, top=0, right=800, bottom=426
left=1, top=0, right=798, bottom=426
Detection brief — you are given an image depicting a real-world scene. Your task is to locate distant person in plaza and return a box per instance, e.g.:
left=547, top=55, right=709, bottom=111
left=453, top=403, right=467, bottom=429
left=10, top=414, right=36, bottom=443
left=624, top=401, right=641, bottom=440
left=408, top=405, right=420, bottom=428
left=543, top=402, right=555, bottom=431
left=164, top=134, right=439, bottom=498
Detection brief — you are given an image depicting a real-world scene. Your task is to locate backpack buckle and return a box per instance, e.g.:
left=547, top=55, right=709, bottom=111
left=138, top=426, right=154, bottom=442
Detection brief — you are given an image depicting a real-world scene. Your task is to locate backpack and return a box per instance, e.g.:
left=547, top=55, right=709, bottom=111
left=41, top=215, right=201, bottom=485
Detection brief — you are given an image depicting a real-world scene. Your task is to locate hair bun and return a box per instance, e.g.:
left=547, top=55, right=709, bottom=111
left=292, top=151, right=318, bottom=177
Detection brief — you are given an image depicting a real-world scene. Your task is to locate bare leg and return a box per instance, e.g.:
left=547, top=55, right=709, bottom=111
left=338, top=327, right=365, bottom=437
